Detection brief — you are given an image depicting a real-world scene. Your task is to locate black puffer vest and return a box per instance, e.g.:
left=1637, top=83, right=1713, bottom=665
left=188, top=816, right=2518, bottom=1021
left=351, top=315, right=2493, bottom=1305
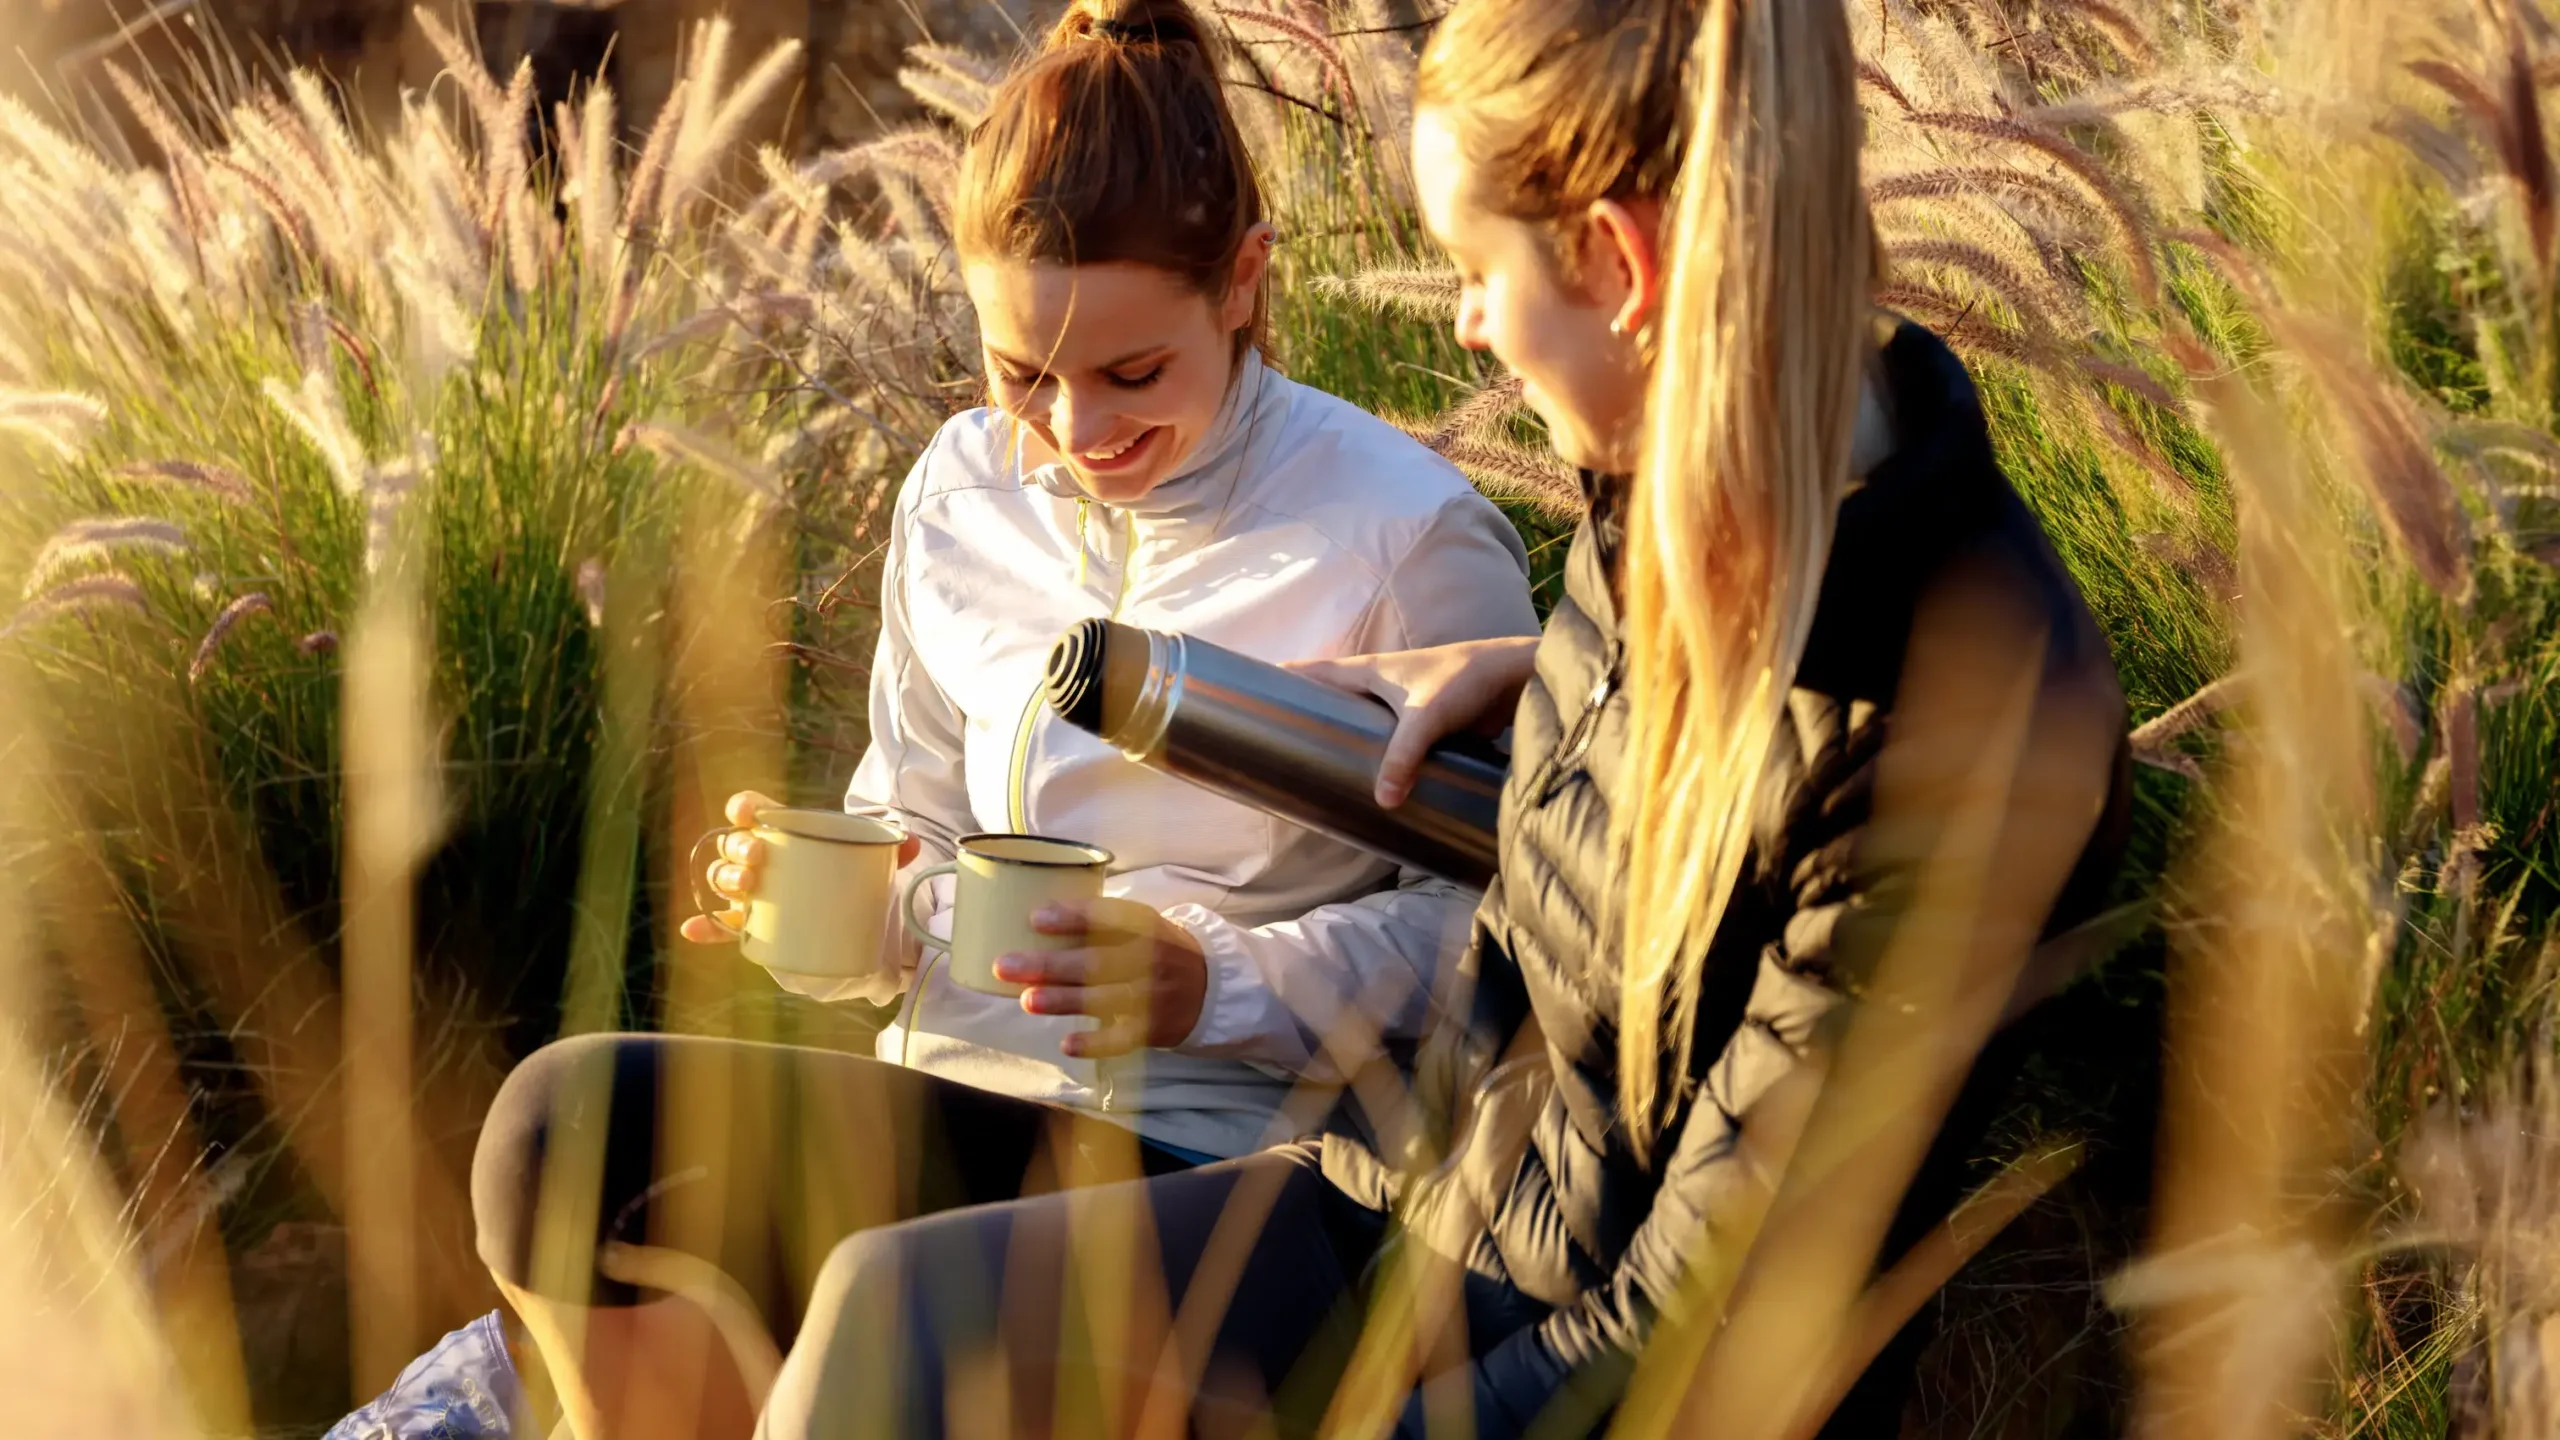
left=1321, top=322, right=2134, bottom=1436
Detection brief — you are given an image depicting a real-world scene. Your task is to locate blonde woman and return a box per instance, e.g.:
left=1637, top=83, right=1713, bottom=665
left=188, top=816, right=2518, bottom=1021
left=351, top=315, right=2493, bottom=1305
left=756, top=0, right=2134, bottom=1434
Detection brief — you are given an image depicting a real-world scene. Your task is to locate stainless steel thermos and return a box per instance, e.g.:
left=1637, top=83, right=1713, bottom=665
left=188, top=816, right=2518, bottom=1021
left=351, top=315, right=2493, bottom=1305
left=1042, top=619, right=1506, bottom=888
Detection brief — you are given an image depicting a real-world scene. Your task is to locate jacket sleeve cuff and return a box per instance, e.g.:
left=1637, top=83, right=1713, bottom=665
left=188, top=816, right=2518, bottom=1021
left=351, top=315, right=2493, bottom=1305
left=1162, top=903, right=1309, bottom=1069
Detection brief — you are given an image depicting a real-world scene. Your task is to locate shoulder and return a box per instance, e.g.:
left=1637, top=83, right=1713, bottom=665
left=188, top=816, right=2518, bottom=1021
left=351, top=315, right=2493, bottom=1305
left=898, top=406, right=1025, bottom=513
left=1241, top=373, right=1514, bottom=560
left=1805, top=321, right=2116, bottom=706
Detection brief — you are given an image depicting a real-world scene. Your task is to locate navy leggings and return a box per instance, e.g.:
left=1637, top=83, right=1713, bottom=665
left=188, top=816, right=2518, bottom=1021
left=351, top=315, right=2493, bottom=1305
left=470, top=1034, right=1201, bottom=1346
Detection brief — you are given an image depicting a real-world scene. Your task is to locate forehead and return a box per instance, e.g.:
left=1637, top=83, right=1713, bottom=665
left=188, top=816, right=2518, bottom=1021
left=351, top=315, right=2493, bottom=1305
left=961, top=259, right=1203, bottom=361
left=1412, top=108, right=1473, bottom=242
left=1414, top=106, right=1556, bottom=272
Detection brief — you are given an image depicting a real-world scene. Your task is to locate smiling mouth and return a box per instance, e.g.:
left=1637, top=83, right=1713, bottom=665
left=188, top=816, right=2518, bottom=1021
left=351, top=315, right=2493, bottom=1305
left=1076, top=427, right=1161, bottom=474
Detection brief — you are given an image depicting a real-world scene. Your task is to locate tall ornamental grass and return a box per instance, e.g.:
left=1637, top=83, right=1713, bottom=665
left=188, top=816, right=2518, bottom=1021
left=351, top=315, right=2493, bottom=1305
left=0, top=0, right=2555, bottom=1434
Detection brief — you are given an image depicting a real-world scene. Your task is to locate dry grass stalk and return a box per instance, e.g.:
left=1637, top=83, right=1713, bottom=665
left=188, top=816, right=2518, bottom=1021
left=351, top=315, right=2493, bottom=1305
left=115, top=460, right=254, bottom=505
left=1310, top=267, right=1460, bottom=319
left=188, top=591, right=273, bottom=683
left=1906, top=111, right=2163, bottom=302
left=2120, top=326, right=2381, bottom=1440
left=5, top=572, right=151, bottom=633
left=24, top=517, right=189, bottom=597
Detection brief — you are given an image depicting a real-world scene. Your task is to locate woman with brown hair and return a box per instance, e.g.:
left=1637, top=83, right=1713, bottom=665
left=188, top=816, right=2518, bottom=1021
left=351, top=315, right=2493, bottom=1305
left=754, top=0, right=2133, bottom=1432
left=331, top=1, right=1540, bottom=1436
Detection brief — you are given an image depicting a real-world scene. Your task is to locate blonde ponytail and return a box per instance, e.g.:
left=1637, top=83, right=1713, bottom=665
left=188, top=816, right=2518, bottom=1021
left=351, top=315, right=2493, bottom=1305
left=1613, top=0, right=1872, bottom=1156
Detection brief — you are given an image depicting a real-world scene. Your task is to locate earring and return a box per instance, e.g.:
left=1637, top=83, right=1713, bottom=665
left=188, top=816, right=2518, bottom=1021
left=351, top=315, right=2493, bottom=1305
left=1609, top=318, right=1629, bottom=336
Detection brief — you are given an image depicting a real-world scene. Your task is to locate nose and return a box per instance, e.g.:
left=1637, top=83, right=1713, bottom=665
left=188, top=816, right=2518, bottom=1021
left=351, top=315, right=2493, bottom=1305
left=1454, top=288, right=1492, bottom=353
left=1049, top=385, right=1123, bottom=458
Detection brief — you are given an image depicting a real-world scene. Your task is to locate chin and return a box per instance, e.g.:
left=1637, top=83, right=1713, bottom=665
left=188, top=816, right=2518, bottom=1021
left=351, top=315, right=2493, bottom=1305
left=1073, top=467, right=1169, bottom=503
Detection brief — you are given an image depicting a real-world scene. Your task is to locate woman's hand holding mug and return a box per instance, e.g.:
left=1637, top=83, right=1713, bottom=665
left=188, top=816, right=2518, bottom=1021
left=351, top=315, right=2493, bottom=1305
left=681, top=789, right=921, bottom=948
left=994, top=899, right=1208, bottom=1060
left=1284, top=635, right=1540, bottom=808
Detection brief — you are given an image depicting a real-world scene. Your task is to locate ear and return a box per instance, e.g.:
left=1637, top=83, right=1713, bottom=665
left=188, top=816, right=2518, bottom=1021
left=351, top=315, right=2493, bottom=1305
left=1579, top=198, right=1667, bottom=337
left=1220, top=222, right=1279, bottom=331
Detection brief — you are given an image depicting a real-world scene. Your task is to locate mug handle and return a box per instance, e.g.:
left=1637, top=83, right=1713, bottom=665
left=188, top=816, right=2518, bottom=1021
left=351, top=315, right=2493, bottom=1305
left=687, top=827, right=748, bottom=940
left=900, top=861, right=958, bottom=952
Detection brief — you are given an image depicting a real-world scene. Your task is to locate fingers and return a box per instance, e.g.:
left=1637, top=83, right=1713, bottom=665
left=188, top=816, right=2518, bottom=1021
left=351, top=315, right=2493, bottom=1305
left=1377, top=704, right=1455, bottom=808
left=1280, top=655, right=1365, bottom=690
left=680, top=908, right=745, bottom=945
left=1064, top=1014, right=1147, bottom=1060
left=991, top=942, right=1147, bottom=989
left=717, top=830, right=765, bottom=867
left=1020, top=978, right=1148, bottom=1020
left=1025, top=897, right=1154, bottom=943
left=724, top=789, right=780, bottom=827
left=704, top=854, right=759, bottom=904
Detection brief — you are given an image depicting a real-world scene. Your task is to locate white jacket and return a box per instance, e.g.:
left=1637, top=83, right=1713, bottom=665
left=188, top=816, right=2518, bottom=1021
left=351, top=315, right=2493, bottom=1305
left=768, top=354, right=1540, bottom=1159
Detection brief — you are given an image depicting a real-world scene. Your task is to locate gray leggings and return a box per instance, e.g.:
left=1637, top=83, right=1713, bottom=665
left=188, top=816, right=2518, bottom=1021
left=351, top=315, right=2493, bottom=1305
left=757, top=1150, right=1383, bottom=1440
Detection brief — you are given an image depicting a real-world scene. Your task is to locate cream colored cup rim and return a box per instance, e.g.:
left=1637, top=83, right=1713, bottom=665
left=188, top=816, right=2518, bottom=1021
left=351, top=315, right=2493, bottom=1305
left=756, top=808, right=905, bottom=846
left=955, top=831, right=1113, bottom=868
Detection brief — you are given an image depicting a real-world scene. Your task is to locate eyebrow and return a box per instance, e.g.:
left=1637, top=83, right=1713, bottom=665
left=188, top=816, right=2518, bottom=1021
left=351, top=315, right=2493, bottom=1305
left=986, top=344, right=1175, bottom=374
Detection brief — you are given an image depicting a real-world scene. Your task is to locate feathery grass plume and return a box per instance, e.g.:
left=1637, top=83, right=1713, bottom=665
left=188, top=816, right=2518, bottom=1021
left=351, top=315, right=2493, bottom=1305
left=494, top=61, right=544, bottom=293
left=2411, top=29, right=2556, bottom=283
left=2136, top=528, right=2238, bottom=599
left=659, top=26, right=804, bottom=228
left=2296, top=324, right=2475, bottom=601
left=1432, top=436, right=1584, bottom=522
left=2018, top=70, right=2281, bottom=128
left=1870, top=165, right=2113, bottom=234
left=873, top=168, right=944, bottom=258
left=25, top=517, right=189, bottom=597
left=2, top=572, right=150, bottom=638
left=861, top=127, right=965, bottom=211
left=1886, top=238, right=2075, bottom=334
left=829, top=219, right=914, bottom=304
left=2113, top=341, right=2381, bottom=1440
left=1909, top=111, right=2162, bottom=302
left=1218, top=4, right=1362, bottom=111
left=2394, top=1030, right=2560, bottom=1440
left=1873, top=285, right=2043, bottom=365
left=2440, top=418, right=2560, bottom=533
left=1864, top=0, right=2017, bottom=114
left=624, top=421, right=783, bottom=503
left=297, top=629, right=339, bottom=655
left=231, top=98, right=344, bottom=267
left=188, top=591, right=272, bottom=684
left=671, top=15, right=735, bottom=177
left=0, top=388, right=108, bottom=458
left=2128, top=670, right=2243, bottom=776
left=1858, top=60, right=1919, bottom=112
left=575, top=558, right=607, bottom=628
left=2079, top=355, right=2187, bottom=416
left=1422, top=372, right=1527, bottom=447
left=562, top=86, right=621, bottom=280
left=900, top=46, right=998, bottom=129
left=2040, top=0, right=2158, bottom=69
left=261, top=370, right=368, bottom=497
left=407, top=12, right=548, bottom=289
left=1311, top=267, right=1460, bottom=320
left=620, top=78, right=692, bottom=240
left=101, top=63, right=210, bottom=220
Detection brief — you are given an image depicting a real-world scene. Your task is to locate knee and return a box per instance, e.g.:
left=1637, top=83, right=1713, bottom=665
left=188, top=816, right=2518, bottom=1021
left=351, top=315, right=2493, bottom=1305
left=759, top=1234, right=908, bottom=1440
left=471, top=1032, right=641, bottom=1287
